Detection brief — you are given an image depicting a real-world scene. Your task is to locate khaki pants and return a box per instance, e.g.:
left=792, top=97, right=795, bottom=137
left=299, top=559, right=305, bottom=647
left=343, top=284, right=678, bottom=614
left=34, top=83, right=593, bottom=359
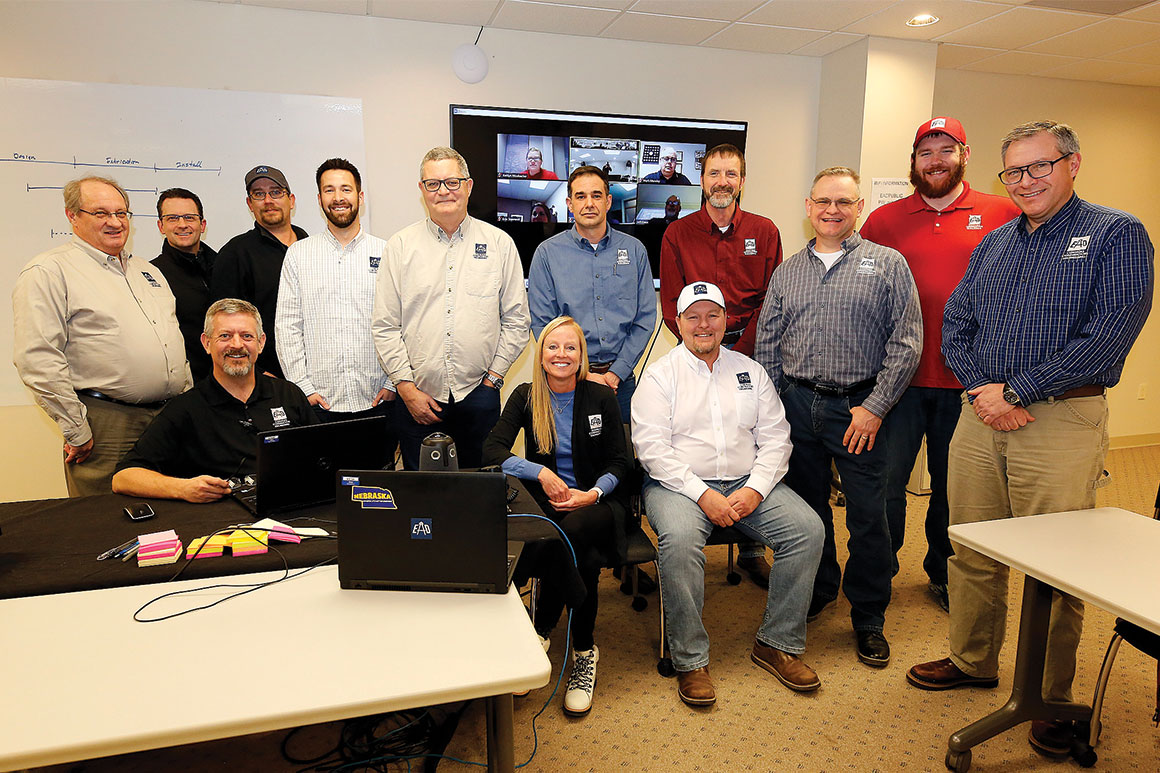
left=946, top=393, right=1109, bottom=702
left=65, top=395, right=162, bottom=498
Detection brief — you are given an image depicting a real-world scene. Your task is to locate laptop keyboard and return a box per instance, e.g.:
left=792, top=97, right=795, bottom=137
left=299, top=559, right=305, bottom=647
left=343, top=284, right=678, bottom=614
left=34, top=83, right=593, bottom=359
left=228, top=475, right=259, bottom=514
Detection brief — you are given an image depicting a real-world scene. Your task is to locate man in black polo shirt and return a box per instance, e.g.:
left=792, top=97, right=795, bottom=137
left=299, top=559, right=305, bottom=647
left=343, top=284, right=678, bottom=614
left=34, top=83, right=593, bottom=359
left=151, top=188, right=217, bottom=381
left=113, top=298, right=316, bottom=502
left=210, top=165, right=308, bottom=378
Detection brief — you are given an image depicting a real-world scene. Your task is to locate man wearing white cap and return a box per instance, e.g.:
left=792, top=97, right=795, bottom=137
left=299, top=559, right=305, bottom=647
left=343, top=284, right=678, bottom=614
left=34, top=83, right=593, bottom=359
left=632, top=281, right=823, bottom=707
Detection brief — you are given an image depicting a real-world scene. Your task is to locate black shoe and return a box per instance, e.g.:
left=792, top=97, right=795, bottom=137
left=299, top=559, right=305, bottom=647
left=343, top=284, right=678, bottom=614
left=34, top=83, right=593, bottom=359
left=737, top=556, right=771, bottom=590
left=806, top=596, right=833, bottom=623
left=855, top=630, right=890, bottom=667
left=928, top=582, right=950, bottom=613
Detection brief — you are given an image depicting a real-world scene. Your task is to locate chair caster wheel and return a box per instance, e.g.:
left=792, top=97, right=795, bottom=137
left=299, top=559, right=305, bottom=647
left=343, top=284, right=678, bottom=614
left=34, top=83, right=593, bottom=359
left=631, top=596, right=648, bottom=612
left=657, top=657, right=676, bottom=677
left=726, top=571, right=741, bottom=585
left=945, top=749, right=970, bottom=772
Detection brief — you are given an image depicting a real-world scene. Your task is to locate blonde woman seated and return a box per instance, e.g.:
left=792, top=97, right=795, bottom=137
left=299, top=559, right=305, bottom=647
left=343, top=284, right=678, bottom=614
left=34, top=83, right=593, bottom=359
left=483, top=316, right=630, bottom=717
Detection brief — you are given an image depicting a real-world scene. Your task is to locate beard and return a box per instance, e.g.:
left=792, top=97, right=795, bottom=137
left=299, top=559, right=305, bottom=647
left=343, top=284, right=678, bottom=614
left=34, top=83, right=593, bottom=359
left=910, top=158, right=966, bottom=199
left=707, top=186, right=738, bottom=209
left=258, top=206, right=288, bottom=228
left=324, top=201, right=358, bottom=228
left=221, top=351, right=254, bottom=377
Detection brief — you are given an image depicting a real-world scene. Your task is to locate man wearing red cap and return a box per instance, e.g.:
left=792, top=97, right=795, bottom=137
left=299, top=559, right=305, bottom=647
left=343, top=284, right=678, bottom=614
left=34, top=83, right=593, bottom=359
left=859, top=118, right=1020, bottom=613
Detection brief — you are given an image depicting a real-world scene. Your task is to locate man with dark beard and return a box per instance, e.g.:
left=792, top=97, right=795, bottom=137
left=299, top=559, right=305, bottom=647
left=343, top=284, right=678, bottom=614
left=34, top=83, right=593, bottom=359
left=859, top=117, right=1020, bottom=612
left=112, top=299, right=317, bottom=502
left=658, top=143, right=783, bottom=589
left=274, top=159, right=397, bottom=453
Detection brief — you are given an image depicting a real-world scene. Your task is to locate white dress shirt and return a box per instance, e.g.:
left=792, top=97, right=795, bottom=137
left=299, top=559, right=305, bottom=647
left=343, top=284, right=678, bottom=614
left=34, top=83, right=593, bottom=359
left=631, top=343, right=792, bottom=504
left=372, top=216, right=530, bottom=402
left=275, top=227, right=389, bottom=413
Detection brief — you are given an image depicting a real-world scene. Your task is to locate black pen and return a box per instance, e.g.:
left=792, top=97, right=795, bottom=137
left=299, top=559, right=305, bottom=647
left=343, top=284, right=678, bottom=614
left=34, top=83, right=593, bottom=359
left=97, top=537, right=137, bottom=561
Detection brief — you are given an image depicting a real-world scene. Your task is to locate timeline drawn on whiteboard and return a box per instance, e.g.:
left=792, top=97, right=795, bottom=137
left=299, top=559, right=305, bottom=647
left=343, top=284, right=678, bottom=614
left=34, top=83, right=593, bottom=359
left=2, top=154, right=222, bottom=174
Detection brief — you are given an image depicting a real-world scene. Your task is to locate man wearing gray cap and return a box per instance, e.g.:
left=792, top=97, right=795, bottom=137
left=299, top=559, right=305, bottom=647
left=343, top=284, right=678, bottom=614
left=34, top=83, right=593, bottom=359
left=632, top=281, right=823, bottom=707
left=211, top=165, right=307, bottom=378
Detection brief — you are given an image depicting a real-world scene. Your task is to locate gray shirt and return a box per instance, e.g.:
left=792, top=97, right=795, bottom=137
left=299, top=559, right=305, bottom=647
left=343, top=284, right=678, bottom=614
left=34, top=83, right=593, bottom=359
left=754, top=232, right=922, bottom=419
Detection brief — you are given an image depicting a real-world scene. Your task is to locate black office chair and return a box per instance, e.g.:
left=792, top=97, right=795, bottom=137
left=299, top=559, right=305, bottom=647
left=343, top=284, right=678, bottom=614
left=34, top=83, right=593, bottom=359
left=1087, top=483, right=1160, bottom=754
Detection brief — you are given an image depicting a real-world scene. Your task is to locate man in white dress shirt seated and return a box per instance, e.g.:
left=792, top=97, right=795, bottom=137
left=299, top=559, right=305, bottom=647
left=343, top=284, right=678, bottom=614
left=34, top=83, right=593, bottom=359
left=631, top=281, right=823, bottom=707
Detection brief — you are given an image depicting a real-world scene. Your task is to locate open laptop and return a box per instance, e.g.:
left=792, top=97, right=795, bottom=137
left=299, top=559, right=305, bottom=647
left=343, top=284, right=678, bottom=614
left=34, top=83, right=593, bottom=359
left=335, top=469, right=522, bottom=594
left=232, top=416, right=391, bottom=516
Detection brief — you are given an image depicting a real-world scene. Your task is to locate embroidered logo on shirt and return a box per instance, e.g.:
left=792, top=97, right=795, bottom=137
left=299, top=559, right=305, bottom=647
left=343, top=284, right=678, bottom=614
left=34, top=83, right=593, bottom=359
left=1062, top=236, right=1091, bottom=260
left=270, top=406, right=289, bottom=428
left=588, top=414, right=603, bottom=437
left=473, top=243, right=488, bottom=259
left=736, top=372, right=753, bottom=391
left=966, top=214, right=983, bottom=230
left=744, top=238, right=758, bottom=256
left=856, top=257, right=876, bottom=275
left=140, top=271, right=162, bottom=288
left=616, top=249, right=630, bottom=266
left=369, top=256, right=381, bottom=273
left=410, top=518, right=433, bottom=539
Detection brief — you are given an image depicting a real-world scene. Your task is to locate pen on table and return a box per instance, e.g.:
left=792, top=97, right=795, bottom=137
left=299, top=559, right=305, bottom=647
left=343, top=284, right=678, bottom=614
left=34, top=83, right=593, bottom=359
left=97, top=537, right=137, bottom=561
left=120, top=544, right=140, bottom=562
left=112, top=540, right=139, bottom=560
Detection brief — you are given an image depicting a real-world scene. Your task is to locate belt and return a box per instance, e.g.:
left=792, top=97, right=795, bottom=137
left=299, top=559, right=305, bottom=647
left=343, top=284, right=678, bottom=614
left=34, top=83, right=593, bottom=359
left=1048, top=384, right=1105, bottom=401
left=787, top=375, right=877, bottom=397
left=77, top=389, right=167, bottom=411
left=589, top=362, right=613, bottom=374
left=721, top=330, right=743, bottom=346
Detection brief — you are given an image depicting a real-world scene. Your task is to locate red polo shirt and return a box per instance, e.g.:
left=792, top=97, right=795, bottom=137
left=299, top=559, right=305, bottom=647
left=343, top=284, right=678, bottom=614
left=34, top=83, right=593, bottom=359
left=522, top=168, right=559, bottom=180
left=859, top=183, right=1020, bottom=389
left=659, top=206, right=782, bottom=356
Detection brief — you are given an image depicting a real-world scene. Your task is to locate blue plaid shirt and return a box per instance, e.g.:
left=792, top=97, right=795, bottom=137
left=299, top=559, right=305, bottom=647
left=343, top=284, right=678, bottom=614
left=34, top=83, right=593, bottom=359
left=942, top=194, right=1153, bottom=403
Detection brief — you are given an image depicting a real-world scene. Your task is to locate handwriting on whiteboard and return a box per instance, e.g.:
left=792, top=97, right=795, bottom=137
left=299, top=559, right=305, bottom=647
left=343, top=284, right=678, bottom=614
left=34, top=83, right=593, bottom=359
left=2, top=153, right=221, bottom=174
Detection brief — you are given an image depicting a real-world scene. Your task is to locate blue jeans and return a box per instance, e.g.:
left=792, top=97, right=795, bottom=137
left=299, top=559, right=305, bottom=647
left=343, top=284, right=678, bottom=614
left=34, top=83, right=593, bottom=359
left=395, top=381, right=500, bottom=470
left=781, top=382, right=892, bottom=632
left=883, top=386, right=959, bottom=585
left=612, top=373, right=636, bottom=421
left=643, top=475, right=823, bottom=672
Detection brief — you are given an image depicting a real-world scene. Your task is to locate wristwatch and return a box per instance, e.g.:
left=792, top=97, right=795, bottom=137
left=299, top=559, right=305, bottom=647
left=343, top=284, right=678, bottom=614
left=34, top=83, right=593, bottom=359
left=1002, top=384, right=1021, bottom=406
left=487, top=373, right=504, bottom=389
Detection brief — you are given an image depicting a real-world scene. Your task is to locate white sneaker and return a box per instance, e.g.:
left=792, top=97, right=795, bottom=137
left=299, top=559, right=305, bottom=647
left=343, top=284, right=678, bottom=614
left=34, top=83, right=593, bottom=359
left=563, top=646, right=599, bottom=716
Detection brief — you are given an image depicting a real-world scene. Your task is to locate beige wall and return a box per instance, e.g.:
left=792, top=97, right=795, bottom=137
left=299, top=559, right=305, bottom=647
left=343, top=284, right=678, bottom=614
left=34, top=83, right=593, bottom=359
left=933, top=69, right=1160, bottom=442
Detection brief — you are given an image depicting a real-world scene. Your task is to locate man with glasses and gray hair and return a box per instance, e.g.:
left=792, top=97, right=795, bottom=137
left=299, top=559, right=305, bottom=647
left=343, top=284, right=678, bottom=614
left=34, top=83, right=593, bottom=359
left=755, top=166, right=921, bottom=669
left=908, top=120, right=1153, bottom=759
left=13, top=176, right=190, bottom=496
left=211, top=165, right=308, bottom=379
left=373, top=146, right=529, bottom=469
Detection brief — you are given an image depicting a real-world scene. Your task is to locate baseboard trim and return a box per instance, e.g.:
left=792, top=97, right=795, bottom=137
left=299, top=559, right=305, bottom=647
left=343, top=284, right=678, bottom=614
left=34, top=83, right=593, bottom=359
left=1110, top=433, right=1160, bottom=450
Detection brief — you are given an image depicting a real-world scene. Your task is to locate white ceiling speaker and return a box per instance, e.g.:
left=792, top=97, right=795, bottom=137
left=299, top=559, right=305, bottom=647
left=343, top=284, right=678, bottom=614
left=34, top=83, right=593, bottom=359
left=452, top=43, right=489, bottom=85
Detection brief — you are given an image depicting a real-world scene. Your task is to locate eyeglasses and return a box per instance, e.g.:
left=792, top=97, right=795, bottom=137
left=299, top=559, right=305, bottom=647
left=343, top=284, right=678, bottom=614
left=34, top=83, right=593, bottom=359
left=78, top=209, right=132, bottom=221
left=248, top=188, right=288, bottom=201
left=810, top=197, right=862, bottom=210
left=998, top=153, right=1072, bottom=185
left=660, top=155, right=678, bottom=162
left=421, top=177, right=469, bottom=192
left=160, top=214, right=201, bottom=224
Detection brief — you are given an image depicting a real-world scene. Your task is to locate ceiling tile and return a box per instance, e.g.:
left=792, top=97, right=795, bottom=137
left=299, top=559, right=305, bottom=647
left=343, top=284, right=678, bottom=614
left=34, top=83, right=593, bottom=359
left=743, top=0, right=892, bottom=29
left=241, top=0, right=368, bottom=13
left=368, top=0, right=500, bottom=25
left=936, top=43, right=1003, bottom=67
left=1022, top=17, right=1160, bottom=57
left=843, top=0, right=1014, bottom=40
left=1102, top=63, right=1160, bottom=85
left=492, top=0, right=620, bottom=36
left=959, top=49, right=1080, bottom=73
left=1026, top=0, right=1151, bottom=12
left=600, top=11, right=728, bottom=45
left=1105, top=39, right=1160, bottom=63
left=790, top=31, right=865, bottom=56
left=629, top=0, right=765, bottom=21
left=935, top=6, right=1095, bottom=49
left=1120, top=1, right=1160, bottom=22
left=703, top=22, right=828, bottom=54
left=1036, top=57, right=1149, bottom=81
left=531, top=0, right=634, bottom=9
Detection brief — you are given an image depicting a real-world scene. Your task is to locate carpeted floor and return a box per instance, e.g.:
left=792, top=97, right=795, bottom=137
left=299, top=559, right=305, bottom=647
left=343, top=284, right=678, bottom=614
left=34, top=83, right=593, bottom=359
left=39, top=445, right=1160, bottom=772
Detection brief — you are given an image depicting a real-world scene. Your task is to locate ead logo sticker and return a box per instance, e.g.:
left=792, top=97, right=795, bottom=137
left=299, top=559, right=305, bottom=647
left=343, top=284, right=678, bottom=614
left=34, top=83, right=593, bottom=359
left=736, top=372, right=753, bottom=391
left=856, top=257, right=876, bottom=275
left=368, top=256, right=381, bottom=273
left=966, top=214, right=983, bottom=231
left=744, top=238, right=757, bottom=256
left=351, top=486, right=398, bottom=509
left=588, top=414, right=603, bottom=437
left=1062, top=235, right=1091, bottom=260
left=270, top=406, right=290, bottom=428
left=616, top=249, right=630, bottom=266
left=473, top=243, right=488, bottom=259
left=411, top=518, right=432, bottom=539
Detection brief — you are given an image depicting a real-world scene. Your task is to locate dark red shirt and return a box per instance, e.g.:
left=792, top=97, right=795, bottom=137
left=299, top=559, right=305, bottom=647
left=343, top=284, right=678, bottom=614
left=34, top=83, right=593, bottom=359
left=659, top=206, right=782, bottom=356
left=859, top=183, right=1020, bottom=389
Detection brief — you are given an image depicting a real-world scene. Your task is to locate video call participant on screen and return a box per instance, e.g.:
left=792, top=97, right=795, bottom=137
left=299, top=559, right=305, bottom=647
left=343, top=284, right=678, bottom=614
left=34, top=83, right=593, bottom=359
left=530, top=201, right=551, bottom=223
left=483, top=316, right=629, bottom=717
left=632, top=282, right=823, bottom=707
left=151, top=188, right=217, bottom=383
left=373, top=146, right=530, bottom=470
left=642, top=147, right=692, bottom=185
left=648, top=195, right=682, bottom=227
left=275, top=158, right=397, bottom=457
left=755, top=166, right=921, bottom=670
left=13, top=176, right=190, bottom=498
left=522, top=147, right=559, bottom=180
left=112, top=299, right=317, bottom=503
left=527, top=165, right=656, bottom=418
left=859, top=117, right=1021, bottom=614
left=211, top=165, right=307, bottom=379
left=658, top=143, right=783, bottom=587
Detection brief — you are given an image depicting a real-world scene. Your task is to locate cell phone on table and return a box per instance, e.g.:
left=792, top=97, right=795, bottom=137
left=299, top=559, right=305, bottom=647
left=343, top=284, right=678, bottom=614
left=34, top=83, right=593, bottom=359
left=123, top=502, right=156, bottom=521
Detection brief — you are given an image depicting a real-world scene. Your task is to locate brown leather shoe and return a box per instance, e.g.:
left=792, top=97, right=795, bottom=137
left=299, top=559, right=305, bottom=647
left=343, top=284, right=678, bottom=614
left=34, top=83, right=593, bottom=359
left=737, top=556, right=771, bottom=590
left=676, top=666, right=716, bottom=706
left=1029, top=719, right=1074, bottom=759
left=907, top=657, right=999, bottom=690
left=752, top=640, right=820, bottom=692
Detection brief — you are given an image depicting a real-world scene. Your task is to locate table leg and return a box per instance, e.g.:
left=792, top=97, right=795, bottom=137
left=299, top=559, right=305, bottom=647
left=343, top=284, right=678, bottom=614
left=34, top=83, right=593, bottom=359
left=485, top=692, right=515, bottom=773
left=947, top=576, right=1091, bottom=765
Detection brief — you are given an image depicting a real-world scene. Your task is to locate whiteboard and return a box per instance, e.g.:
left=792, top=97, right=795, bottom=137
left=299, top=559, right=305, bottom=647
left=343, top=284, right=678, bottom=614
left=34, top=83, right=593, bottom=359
left=1, top=77, right=365, bottom=405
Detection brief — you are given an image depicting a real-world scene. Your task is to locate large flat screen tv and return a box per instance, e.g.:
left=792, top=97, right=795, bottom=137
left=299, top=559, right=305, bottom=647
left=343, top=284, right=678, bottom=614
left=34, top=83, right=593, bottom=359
left=449, top=105, right=748, bottom=285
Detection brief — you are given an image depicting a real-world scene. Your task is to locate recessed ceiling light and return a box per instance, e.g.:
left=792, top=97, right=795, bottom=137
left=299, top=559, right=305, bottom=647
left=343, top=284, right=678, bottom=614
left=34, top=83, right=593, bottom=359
left=906, top=13, right=940, bottom=27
